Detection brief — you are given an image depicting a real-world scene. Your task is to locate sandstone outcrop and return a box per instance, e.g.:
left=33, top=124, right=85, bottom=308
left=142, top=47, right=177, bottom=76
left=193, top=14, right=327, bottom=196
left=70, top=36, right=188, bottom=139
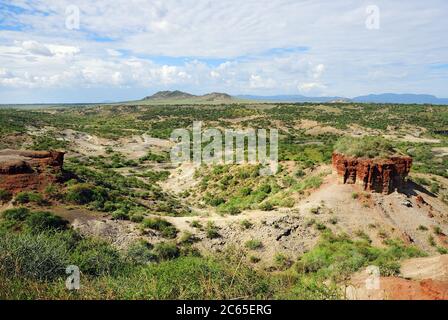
left=0, top=149, right=64, bottom=194
left=332, top=152, right=412, bottom=194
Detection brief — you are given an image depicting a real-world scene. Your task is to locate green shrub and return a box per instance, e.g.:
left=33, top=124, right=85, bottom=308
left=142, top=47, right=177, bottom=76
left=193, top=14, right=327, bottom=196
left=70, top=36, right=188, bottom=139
left=245, top=239, right=263, bottom=250
left=204, top=194, right=225, bottom=207
left=2, top=207, right=30, bottom=221
left=274, top=253, right=292, bottom=270
left=437, top=247, right=448, bottom=255
left=295, top=232, right=425, bottom=279
left=249, top=255, right=261, bottom=263
left=125, top=241, right=156, bottom=265
left=0, top=231, right=69, bottom=280
left=44, top=184, right=61, bottom=199
left=142, top=218, right=178, bottom=239
left=70, top=238, right=124, bottom=276
left=334, top=136, right=396, bottom=158
left=259, top=201, right=274, bottom=211
left=218, top=204, right=241, bottom=215
left=205, top=222, right=220, bottom=239
left=15, top=192, right=45, bottom=205
left=428, top=235, right=436, bottom=246
left=433, top=226, right=444, bottom=235
left=0, top=189, right=12, bottom=203
left=66, top=183, right=97, bottom=205
left=111, top=209, right=129, bottom=220
left=190, top=220, right=202, bottom=229
left=130, top=213, right=144, bottom=223
left=240, top=219, right=253, bottom=230
left=179, top=231, right=198, bottom=244
left=417, top=225, right=428, bottom=231
left=25, top=211, right=68, bottom=233
left=153, top=242, right=180, bottom=260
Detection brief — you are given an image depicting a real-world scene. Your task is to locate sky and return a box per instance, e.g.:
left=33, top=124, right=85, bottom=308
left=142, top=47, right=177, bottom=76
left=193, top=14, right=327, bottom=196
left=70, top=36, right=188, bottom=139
left=0, top=0, right=447, bottom=103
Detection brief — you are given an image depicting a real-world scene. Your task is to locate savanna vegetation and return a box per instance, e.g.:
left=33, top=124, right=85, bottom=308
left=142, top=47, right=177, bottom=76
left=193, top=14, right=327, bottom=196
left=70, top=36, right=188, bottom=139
left=1, top=101, right=447, bottom=299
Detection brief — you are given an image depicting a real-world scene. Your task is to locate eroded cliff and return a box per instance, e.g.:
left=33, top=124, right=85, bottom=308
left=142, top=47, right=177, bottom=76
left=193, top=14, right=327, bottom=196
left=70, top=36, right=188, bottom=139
left=332, top=152, right=412, bottom=194
left=0, top=149, right=64, bottom=194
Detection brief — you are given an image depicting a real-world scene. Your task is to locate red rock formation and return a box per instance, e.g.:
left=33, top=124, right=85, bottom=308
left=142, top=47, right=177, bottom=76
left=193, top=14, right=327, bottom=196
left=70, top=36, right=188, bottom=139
left=0, top=149, right=64, bottom=194
left=332, top=152, right=412, bottom=194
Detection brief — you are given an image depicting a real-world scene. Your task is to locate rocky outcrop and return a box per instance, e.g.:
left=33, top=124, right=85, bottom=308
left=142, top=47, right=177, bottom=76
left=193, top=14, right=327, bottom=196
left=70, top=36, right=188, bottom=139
left=332, top=152, right=412, bottom=194
left=0, top=149, right=64, bottom=194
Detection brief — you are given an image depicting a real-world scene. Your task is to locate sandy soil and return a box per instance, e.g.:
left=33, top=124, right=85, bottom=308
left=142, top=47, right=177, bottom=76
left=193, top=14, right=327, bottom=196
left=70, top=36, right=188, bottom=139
left=346, top=255, right=448, bottom=300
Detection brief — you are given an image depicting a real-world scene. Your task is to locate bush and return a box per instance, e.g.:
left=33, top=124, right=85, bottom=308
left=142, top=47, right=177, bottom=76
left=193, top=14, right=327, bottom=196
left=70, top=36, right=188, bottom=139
left=15, top=192, right=45, bottom=205
left=70, top=238, right=124, bottom=276
left=153, top=242, right=180, bottom=260
left=2, top=207, right=30, bottom=221
left=259, top=201, right=274, bottom=211
left=190, top=220, right=202, bottom=229
left=295, top=232, right=425, bottom=279
left=218, top=204, right=241, bottom=215
left=111, top=209, right=129, bottom=220
left=66, top=183, right=97, bottom=205
left=245, top=239, right=263, bottom=250
left=205, top=222, right=220, bottom=239
left=25, top=211, right=68, bottom=233
left=334, top=136, right=396, bottom=158
left=0, top=189, right=12, bottom=203
left=142, top=218, right=178, bottom=239
left=130, top=213, right=144, bottom=223
left=240, top=219, right=253, bottom=230
left=0, top=231, right=69, bottom=280
left=125, top=241, right=156, bottom=265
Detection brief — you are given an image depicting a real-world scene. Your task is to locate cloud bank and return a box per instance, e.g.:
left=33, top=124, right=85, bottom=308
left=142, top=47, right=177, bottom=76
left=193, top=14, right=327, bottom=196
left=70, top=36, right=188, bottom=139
left=0, top=0, right=447, bottom=103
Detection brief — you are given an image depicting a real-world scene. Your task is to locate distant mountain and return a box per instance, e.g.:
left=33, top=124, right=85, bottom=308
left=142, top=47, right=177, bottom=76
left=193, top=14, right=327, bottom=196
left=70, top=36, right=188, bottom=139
left=143, top=90, right=195, bottom=100
left=138, top=91, right=448, bottom=105
left=352, top=93, right=448, bottom=104
left=201, top=92, right=233, bottom=101
left=238, top=95, right=348, bottom=103
left=143, top=90, right=233, bottom=103
left=238, top=93, right=448, bottom=104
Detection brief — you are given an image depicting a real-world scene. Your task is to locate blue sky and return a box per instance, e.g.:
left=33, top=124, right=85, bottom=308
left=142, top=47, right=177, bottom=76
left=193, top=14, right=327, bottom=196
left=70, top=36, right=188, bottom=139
left=0, top=0, right=447, bottom=103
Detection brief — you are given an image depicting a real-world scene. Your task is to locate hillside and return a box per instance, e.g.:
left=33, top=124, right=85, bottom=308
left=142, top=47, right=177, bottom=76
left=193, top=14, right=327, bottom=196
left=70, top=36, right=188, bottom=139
left=135, top=90, right=235, bottom=105
left=1, top=101, right=448, bottom=300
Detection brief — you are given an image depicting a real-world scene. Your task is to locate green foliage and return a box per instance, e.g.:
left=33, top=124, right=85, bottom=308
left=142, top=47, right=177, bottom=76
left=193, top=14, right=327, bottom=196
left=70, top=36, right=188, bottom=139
left=142, top=218, right=178, bottom=239
left=2, top=207, right=30, bottom=221
left=295, top=232, right=425, bottom=280
left=0, top=231, right=69, bottom=280
left=25, top=211, right=68, bottom=233
left=66, top=183, right=100, bottom=205
left=125, top=241, right=157, bottom=265
left=31, top=134, right=68, bottom=151
left=14, top=192, right=45, bottom=205
left=139, top=151, right=170, bottom=163
left=240, top=219, right=253, bottom=230
left=190, top=220, right=202, bottom=229
left=70, top=238, right=124, bottom=276
left=245, top=239, right=263, bottom=250
left=153, top=242, right=180, bottom=260
left=0, top=189, right=12, bottom=203
left=334, top=136, right=396, bottom=158
left=259, top=201, right=274, bottom=211
left=205, top=222, right=220, bottom=239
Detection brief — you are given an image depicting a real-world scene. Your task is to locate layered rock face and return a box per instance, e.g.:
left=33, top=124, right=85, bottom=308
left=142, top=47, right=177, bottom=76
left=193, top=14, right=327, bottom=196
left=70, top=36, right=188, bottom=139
left=332, top=152, right=412, bottom=194
left=0, top=149, right=64, bottom=194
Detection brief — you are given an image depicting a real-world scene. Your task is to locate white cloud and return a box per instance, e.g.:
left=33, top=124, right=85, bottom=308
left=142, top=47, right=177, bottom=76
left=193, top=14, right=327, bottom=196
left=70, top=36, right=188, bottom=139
left=107, top=49, right=122, bottom=57
left=298, top=82, right=326, bottom=93
left=0, top=0, right=447, bottom=101
left=312, top=64, right=325, bottom=79
left=17, top=40, right=80, bottom=57
left=20, top=40, right=53, bottom=56
left=249, top=74, right=277, bottom=89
